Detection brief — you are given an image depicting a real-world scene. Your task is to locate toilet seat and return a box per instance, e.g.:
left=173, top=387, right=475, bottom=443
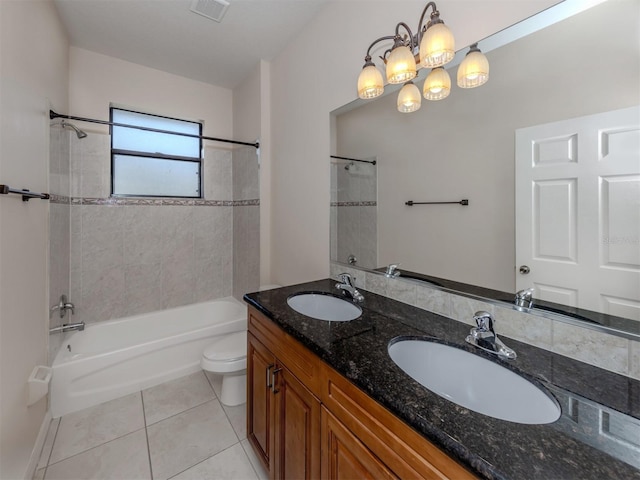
left=201, top=330, right=247, bottom=373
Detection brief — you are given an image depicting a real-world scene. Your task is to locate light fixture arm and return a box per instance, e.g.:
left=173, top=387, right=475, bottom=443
left=364, top=35, right=396, bottom=62
left=416, top=1, right=440, bottom=45
left=394, top=22, right=415, bottom=51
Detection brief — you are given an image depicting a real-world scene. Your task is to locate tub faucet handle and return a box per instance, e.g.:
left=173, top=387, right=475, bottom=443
left=51, top=294, right=75, bottom=319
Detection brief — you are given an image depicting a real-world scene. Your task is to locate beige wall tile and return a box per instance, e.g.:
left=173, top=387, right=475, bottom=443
left=552, top=322, right=629, bottom=376
left=415, top=286, right=451, bottom=317
left=494, top=306, right=552, bottom=350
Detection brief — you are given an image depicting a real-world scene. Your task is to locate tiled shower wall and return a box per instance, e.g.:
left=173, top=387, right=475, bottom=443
left=232, top=146, right=260, bottom=299
left=331, top=160, right=377, bottom=268
left=65, top=133, right=258, bottom=325
left=49, top=126, right=71, bottom=363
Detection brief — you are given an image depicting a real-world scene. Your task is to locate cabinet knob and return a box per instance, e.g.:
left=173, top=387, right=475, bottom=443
left=519, top=265, right=530, bottom=274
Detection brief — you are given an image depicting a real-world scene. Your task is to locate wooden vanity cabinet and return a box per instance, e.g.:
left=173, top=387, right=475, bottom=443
left=247, top=310, right=321, bottom=480
left=247, top=306, right=477, bottom=480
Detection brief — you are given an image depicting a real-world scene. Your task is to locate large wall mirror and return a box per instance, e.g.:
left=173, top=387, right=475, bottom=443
left=331, top=0, right=640, bottom=336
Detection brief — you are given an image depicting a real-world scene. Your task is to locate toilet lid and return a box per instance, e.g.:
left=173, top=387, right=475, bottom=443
left=203, top=331, right=247, bottom=362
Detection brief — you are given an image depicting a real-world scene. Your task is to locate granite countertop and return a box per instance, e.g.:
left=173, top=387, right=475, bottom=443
left=244, top=279, right=640, bottom=480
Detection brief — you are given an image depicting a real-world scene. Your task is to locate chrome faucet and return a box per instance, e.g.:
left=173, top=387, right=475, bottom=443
left=336, top=273, right=365, bottom=302
left=50, top=294, right=75, bottom=319
left=465, top=311, right=516, bottom=360
left=514, top=288, right=535, bottom=310
left=49, top=322, right=85, bottom=334
left=385, top=263, right=401, bottom=278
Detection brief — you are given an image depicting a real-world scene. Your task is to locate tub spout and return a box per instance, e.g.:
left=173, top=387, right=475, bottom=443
left=49, top=322, right=85, bottom=334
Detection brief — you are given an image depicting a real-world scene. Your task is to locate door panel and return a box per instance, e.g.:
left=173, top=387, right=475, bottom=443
left=274, top=366, right=321, bottom=480
left=516, top=106, right=640, bottom=318
left=247, top=333, right=276, bottom=475
left=321, top=407, right=398, bottom=480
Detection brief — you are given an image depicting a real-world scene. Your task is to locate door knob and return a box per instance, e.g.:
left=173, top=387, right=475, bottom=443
left=519, top=265, right=530, bottom=274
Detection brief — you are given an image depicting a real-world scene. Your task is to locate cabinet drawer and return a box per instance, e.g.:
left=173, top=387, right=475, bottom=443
left=248, top=307, right=321, bottom=397
left=320, top=363, right=477, bottom=480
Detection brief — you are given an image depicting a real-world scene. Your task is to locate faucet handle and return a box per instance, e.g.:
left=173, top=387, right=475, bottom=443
left=515, top=288, right=535, bottom=299
left=338, top=273, right=353, bottom=286
left=515, top=288, right=535, bottom=309
left=473, top=311, right=494, bottom=333
left=385, top=263, right=401, bottom=277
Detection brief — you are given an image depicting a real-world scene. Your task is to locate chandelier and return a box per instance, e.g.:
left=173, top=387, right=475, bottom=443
left=356, top=1, right=489, bottom=113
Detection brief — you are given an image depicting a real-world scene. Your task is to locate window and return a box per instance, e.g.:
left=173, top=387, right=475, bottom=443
left=111, top=108, right=202, bottom=198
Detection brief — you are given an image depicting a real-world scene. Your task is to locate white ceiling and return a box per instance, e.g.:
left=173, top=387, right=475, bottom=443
left=53, top=0, right=329, bottom=90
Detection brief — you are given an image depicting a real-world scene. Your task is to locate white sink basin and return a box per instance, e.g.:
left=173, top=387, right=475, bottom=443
left=388, top=339, right=561, bottom=424
left=287, top=293, right=362, bottom=321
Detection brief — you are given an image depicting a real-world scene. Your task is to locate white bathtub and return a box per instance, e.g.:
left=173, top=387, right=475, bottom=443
left=50, top=297, right=247, bottom=418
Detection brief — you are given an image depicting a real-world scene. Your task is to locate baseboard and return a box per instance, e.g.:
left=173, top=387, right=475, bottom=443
left=24, top=410, right=52, bottom=480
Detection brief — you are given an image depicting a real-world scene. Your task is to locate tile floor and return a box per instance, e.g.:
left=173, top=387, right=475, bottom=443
left=34, top=371, right=268, bottom=480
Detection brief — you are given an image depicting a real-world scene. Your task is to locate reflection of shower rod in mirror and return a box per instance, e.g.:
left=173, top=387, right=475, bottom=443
left=329, top=155, right=378, bottom=165
left=405, top=199, right=468, bottom=206
left=330, top=155, right=377, bottom=165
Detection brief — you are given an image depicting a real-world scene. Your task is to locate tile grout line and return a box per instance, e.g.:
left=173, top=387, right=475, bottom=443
left=41, top=417, right=61, bottom=479
left=165, top=441, right=243, bottom=480
left=241, top=439, right=266, bottom=480
left=44, top=425, right=148, bottom=468
left=140, top=390, right=155, bottom=480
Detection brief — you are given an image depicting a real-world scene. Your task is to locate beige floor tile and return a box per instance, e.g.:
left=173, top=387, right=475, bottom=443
left=37, top=417, right=60, bottom=469
left=147, top=400, right=237, bottom=480
left=142, top=371, right=215, bottom=425
left=222, top=403, right=247, bottom=441
left=171, top=443, right=258, bottom=480
left=204, top=370, right=223, bottom=398
left=50, top=392, right=144, bottom=464
left=45, top=429, right=150, bottom=480
left=241, top=438, right=268, bottom=480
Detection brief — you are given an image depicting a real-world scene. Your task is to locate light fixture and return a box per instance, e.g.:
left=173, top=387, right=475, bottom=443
left=356, top=1, right=488, bottom=112
left=419, top=9, right=455, bottom=68
left=457, top=43, right=489, bottom=88
left=397, top=81, right=422, bottom=113
left=423, top=67, right=450, bottom=100
left=357, top=57, right=384, bottom=99
left=386, top=36, right=417, bottom=84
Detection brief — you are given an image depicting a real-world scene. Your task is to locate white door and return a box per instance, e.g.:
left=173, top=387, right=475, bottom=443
left=515, top=106, right=640, bottom=320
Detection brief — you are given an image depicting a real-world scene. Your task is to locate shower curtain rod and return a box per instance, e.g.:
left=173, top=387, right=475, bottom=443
left=50, top=110, right=259, bottom=149
left=330, top=155, right=377, bottom=165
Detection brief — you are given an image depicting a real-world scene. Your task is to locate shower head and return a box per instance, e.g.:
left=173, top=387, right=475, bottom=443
left=60, top=120, right=87, bottom=139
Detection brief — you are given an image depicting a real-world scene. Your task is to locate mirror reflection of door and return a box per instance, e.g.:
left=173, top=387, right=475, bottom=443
left=515, top=105, right=640, bottom=320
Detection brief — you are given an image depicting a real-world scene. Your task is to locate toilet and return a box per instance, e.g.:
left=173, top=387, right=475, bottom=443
left=201, top=330, right=248, bottom=406
left=200, top=284, right=281, bottom=406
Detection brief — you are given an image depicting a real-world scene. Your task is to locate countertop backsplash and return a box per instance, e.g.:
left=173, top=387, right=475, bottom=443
left=330, top=262, right=640, bottom=381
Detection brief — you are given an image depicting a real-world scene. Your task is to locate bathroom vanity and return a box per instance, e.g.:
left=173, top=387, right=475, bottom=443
left=244, top=280, right=640, bottom=480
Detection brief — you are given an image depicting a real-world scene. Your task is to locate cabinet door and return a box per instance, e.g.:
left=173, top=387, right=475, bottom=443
left=247, top=333, right=276, bottom=475
left=273, top=364, right=321, bottom=480
left=321, top=407, right=398, bottom=480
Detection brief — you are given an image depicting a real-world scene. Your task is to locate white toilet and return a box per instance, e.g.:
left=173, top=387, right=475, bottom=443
left=200, top=285, right=281, bottom=407
left=201, top=330, right=248, bottom=407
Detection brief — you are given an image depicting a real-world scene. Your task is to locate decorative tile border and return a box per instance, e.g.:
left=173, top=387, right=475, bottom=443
left=49, top=194, right=71, bottom=204
left=65, top=197, right=259, bottom=206
left=331, top=201, right=377, bottom=207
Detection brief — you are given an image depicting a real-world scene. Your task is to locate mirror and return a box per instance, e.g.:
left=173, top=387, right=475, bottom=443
left=331, top=0, right=640, bottom=335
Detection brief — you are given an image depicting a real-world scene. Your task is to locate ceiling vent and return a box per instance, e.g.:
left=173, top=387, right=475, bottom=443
left=190, top=0, right=230, bottom=23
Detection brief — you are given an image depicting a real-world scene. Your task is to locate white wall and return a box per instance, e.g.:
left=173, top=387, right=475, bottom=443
left=232, top=60, right=273, bottom=287
left=69, top=47, right=232, bottom=138
left=268, top=0, right=559, bottom=286
left=0, top=0, right=69, bottom=478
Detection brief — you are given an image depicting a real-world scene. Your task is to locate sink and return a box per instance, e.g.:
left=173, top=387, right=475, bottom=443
left=388, top=339, right=561, bottom=424
left=287, top=293, right=362, bottom=321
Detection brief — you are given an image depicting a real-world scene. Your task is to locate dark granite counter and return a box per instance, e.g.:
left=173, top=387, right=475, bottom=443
left=244, top=279, right=640, bottom=480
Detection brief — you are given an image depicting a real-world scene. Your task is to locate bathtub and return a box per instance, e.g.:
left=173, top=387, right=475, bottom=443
left=50, top=297, right=247, bottom=418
